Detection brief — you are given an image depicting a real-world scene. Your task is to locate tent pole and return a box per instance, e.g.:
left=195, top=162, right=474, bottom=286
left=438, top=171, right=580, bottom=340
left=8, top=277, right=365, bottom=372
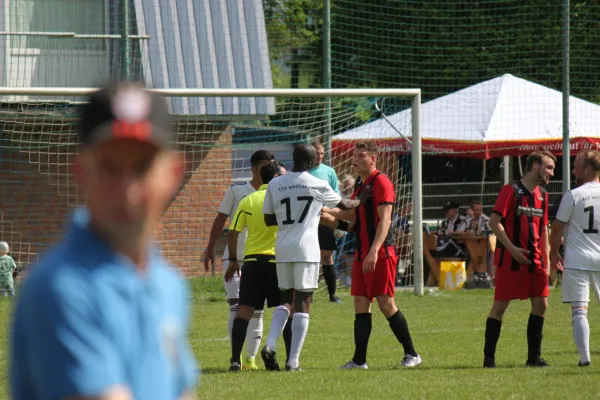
left=503, top=156, right=510, bottom=185
left=562, top=0, right=570, bottom=192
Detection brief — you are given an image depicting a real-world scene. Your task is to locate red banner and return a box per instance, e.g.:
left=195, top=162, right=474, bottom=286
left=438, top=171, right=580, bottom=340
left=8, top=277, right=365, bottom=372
left=332, top=137, right=600, bottom=159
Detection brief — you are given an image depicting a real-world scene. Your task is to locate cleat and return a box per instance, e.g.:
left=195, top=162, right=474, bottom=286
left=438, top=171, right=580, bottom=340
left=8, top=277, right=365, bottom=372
left=243, top=356, right=258, bottom=371
left=229, top=360, right=241, bottom=372
left=483, top=356, right=496, bottom=368
left=330, top=296, right=343, bottom=304
left=579, top=361, right=591, bottom=367
left=260, top=346, right=280, bottom=371
left=285, top=364, right=303, bottom=372
left=526, top=357, right=550, bottom=368
left=400, top=354, right=422, bottom=367
left=339, top=360, right=368, bottom=370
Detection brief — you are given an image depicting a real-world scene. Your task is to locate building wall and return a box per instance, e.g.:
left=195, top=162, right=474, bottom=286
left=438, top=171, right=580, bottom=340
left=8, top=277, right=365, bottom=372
left=0, top=121, right=233, bottom=278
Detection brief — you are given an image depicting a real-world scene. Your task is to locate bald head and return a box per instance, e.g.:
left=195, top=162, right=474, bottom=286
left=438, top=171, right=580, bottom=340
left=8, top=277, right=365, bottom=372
left=293, top=144, right=316, bottom=172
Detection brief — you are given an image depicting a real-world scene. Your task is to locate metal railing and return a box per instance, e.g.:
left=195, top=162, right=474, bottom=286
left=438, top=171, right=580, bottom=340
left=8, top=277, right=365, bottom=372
left=403, top=180, right=566, bottom=221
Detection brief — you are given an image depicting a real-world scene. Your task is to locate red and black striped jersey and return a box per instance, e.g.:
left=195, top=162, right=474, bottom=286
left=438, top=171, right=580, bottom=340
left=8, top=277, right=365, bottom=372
left=351, top=170, right=396, bottom=261
left=492, top=180, right=548, bottom=271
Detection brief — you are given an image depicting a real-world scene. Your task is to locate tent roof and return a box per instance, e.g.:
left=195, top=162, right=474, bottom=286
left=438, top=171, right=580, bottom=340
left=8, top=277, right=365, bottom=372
left=333, top=74, right=600, bottom=158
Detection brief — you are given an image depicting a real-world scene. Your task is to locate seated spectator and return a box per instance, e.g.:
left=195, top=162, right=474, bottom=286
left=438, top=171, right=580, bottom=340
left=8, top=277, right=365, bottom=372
left=0, top=242, right=18, bottom=296
left=464, top=200, right=491, bottom=236
left=335, top=173, right=357, bottom=287
left=435, top=201, right=468, bottom=258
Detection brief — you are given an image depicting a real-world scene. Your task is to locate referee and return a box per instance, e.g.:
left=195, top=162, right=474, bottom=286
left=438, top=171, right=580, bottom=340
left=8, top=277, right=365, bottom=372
left=225, top=161, right=286, bottom=371
left=10, top=84, right=198, bottom=399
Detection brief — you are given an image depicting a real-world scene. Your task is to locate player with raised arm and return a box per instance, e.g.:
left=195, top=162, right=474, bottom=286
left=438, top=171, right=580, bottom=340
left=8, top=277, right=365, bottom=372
left=261, top=144, right=360, bottom=371
left=325, top=142, right=421, bottom=369
left=309, top=138, right=342, bottom=303
left=483, top=150, right=555, bottom=368
left=203, top=150, right=274, bottom=370
left=550, top=150, right=600, bottom=367
left=224, top=161, right=286, bottom=371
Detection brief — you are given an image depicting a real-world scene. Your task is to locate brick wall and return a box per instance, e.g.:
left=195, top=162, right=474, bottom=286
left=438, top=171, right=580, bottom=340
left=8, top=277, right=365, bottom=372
left=0, top=121, right=233, bottom=278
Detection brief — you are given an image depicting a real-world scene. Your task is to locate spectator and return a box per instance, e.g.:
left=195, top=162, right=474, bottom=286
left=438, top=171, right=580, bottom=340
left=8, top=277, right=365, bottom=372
left=434, top=201, right=468, bottom=262
left=336, top=173, right=357, bottom=287
left=464, top=200, right=491, bottom=236
left=0, top=242, right=17, bottom=296
left=339, top=173, right=356, bottom=198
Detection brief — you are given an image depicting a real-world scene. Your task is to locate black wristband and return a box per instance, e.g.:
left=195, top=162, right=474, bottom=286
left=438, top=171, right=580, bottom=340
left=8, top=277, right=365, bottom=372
left=337, top=220, right=350, bottom=231
left=228, top=258, right=237, bottom=262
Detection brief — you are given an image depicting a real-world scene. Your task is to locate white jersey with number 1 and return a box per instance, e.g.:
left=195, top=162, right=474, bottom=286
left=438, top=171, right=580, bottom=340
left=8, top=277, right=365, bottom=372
left=556, top=181, right=600, bottom=272
left=263, top=171, right=342, bottom=263
left=218, top=182, right=255, bottom=261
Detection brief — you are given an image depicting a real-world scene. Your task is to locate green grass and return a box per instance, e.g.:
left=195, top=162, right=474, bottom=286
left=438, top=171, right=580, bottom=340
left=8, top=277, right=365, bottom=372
left=1, top=285, right=599, bottom=399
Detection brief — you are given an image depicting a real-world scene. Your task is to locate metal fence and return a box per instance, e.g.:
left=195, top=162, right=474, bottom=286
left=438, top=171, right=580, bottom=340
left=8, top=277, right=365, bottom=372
left=406, top=180, right=566, bottom=222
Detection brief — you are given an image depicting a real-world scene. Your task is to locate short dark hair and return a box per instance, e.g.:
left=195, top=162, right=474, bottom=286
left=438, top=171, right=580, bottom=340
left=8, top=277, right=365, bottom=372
left=355, top=141, right=379, bottom=155
left=525, top=150, right=556, bottom=172
left=471, top=200, right=482, bottom=208
left=260, top=161, right=281, bottom=184
left=250, top=150, right=274, bottom=168
left=274, top=160, right=286, bottom=171
left=293, top=144, right=316, bottom=170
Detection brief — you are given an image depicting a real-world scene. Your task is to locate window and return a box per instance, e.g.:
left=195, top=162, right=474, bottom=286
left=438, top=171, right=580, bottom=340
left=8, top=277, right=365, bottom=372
left=10, top=0, right=107, bottom=50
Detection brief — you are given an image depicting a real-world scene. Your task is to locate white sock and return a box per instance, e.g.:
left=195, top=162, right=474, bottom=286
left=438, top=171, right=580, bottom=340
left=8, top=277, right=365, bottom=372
left=246, top=310, right=264, bottom=359
left=228, top=304, right=238, bottom=345
left=288, top=312, right=310, bottom=369
left=572, top=308, right=591, bottom=364
left=266, top=306, right=290, bottom=349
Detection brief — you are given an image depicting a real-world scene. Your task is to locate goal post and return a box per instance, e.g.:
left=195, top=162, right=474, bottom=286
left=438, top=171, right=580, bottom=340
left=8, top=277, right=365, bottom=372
left=0, top=87, right=423, bottom=295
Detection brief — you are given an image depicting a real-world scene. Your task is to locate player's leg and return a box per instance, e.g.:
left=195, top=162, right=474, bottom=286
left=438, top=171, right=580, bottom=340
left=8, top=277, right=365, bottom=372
left=372, top=255, right=421, bottom=367
left=340, top=258, right=371, bottom=370
left=526, top=267, right=550, bottom=367
left=564, top=269, right=592, bottom=366
left=265, top=261, right=292, bottom=363
left=223, top=259, right=240, bottom=343
left=285, top=262, right=319, bottom=371
left=483, top=264, right=515, bottom=368
left=230, top=260, right=263, bottom=371
left=261, top=263, right=294, bottom=371
left=319, top=226, right=340, bottom=303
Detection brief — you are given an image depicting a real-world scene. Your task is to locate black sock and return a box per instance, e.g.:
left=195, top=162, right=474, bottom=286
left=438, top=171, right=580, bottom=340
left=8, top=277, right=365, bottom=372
left=352, top=313, right=372, bottom=366
left=283, top=317, right=293, bottom=363
left=323, top=265, right=337, bottom=299
left=387, top=310, right=418, bottom=357
left=231, top=318, right=249, bottom=364
left=527, top=314, right=545, bottom=361
left=484, top=317, right=502, bottom=358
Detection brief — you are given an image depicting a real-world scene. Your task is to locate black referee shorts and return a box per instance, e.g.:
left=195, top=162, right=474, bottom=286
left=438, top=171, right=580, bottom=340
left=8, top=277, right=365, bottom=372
left=239, top=255, right=280, bottom=311
left=318, top=225, right=337, bottom=251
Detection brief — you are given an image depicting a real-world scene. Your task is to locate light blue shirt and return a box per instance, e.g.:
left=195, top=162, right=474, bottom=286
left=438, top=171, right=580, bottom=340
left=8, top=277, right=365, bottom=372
left=309, top=163, right=340, bottom=194
left=10, top=212, right=198, bottom=400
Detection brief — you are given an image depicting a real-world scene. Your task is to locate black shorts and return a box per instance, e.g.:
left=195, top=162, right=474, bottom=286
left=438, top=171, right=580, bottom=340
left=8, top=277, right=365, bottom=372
left=318, top=225, right=337, bottom=251
left=239, top=255, right=280, bottom=310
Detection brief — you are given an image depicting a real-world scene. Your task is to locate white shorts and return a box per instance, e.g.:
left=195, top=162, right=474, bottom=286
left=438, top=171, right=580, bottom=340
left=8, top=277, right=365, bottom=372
left=562, top=269, right=600, bottom=305
left=222, top=260, right=241, bottom=300
left=276, top=262, right=320, bottom=292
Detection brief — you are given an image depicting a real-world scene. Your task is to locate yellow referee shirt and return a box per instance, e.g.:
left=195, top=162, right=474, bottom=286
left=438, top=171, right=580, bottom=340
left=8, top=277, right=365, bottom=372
left=229, top=184, right=277, bottom=258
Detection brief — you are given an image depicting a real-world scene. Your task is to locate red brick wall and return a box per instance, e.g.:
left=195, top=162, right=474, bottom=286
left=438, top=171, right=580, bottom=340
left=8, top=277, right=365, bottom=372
left=0, top=122, right=233, bottom=278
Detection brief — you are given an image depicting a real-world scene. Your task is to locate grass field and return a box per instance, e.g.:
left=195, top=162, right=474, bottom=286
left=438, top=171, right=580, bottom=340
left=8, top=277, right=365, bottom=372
left=1, top=283, right=599, bottom=399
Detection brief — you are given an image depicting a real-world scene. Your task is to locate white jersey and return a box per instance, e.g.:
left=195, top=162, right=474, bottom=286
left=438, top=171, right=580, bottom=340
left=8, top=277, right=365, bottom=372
left=263, top=171, right=342, bottom=263
left=556, top=181, right=600, bottom=272
left=218, top=181, right=255, bottom=260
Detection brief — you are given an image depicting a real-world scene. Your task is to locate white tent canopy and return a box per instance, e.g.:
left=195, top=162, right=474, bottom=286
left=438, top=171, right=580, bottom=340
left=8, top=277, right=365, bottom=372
left=333, top=74, right=600, bottom=159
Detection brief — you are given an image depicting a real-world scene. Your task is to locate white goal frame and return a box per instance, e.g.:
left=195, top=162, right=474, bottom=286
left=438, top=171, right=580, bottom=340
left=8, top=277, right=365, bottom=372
left=0, top=87, right=424, bottom=295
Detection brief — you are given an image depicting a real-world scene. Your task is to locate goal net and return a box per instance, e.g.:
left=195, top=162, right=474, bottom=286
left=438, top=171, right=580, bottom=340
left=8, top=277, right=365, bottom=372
left=0, top=88, right=423, bottom=294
